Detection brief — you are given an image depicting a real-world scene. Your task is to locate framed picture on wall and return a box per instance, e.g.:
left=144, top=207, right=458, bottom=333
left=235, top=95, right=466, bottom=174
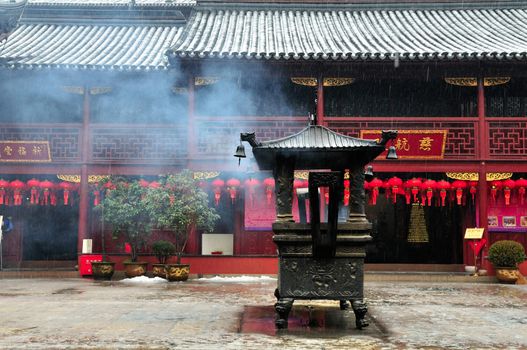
left=520, top=216, right=527, bottom=227
left=488, top=216, right=498, bottom=227
left=503, top=216, right=517, bottom=227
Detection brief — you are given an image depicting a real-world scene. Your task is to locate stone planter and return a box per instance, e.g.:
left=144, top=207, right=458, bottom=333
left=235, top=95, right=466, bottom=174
left=123, top=262, right=148, bottom=278
left=495, top=267, right=519, bottom=284
left=152, top=264, right=167, bottom=279
left=165, top=264, right=190, bottom=281
left=91, top=262, right=115, bottom=281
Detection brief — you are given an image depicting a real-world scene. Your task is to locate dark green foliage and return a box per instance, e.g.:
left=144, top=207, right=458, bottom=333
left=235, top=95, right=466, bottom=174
left=488, top=240, right=526, bottom=268
left=95, top=178, right=154, bottom=262
left=146, top=170, right=220, bottom=264
left=151, top=240, right=176, bottom=264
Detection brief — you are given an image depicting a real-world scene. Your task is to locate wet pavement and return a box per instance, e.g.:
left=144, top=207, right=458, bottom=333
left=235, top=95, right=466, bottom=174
left=0, top=276, right=526, bottom=349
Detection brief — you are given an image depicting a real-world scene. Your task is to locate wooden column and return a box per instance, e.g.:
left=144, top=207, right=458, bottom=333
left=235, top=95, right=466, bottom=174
left=187, top=75, right=196, bottom=166
left=77, top=87, right=90, bottom=254
left=316, top=75, right=325, bottom=126
left=477, top=76, right=490, bottom=270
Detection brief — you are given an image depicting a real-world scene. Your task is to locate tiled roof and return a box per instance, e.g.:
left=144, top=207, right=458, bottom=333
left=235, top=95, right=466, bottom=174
left=28, top=0, right=196, bottom=7
left=168, top=6, right=527, bottom=61
left=0, top=23, right=183, bottom=70
left=260, top=125, right=377, bottom=149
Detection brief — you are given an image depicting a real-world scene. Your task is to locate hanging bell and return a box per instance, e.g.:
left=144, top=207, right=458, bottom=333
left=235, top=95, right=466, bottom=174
left=364, top=165, right=374, bottom=178
left=386, top=146, right=398, bottom=160
left=234, top=143, right=246, bottom=165
left=234, top=144, right=246, bottom=158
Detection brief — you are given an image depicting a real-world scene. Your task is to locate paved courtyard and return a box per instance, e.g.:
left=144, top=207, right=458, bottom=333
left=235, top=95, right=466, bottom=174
left=0, top=276, right=526, bottom=349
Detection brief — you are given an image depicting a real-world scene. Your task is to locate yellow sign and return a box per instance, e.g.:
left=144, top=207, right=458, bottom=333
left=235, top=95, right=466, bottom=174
left=464, top=228, right=484, bottom=240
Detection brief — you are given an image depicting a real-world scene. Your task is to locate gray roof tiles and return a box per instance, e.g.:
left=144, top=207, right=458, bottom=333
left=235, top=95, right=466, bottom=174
left=168, top=7, right=527, bottom=61
left=1, top=23, right=183, bottom=70
left=2, top=3, right=527, bottom=70
left=260, top=125, right=378, bottom=149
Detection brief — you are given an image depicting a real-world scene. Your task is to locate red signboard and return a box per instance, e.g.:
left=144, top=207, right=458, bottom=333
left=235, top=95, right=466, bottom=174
left=0, top=141, right=51, bottom=162
left=359, top=130, right=447, bottom=159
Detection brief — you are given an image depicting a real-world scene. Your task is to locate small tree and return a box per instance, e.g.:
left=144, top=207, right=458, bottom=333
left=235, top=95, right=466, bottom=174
left=95, top=178, right=154, bottom=262
left=152, top=240, right=176, bottom=264
left=146, top=170, right=219, bottom=264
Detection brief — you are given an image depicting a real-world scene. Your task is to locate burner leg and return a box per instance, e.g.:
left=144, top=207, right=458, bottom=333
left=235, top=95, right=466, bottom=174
left=275, top=298, right=294, bottom=329
left=351, top=300, right=369, bottom=329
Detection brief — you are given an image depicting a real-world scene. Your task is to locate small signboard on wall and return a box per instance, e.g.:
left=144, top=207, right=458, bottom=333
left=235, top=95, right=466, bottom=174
left=464, top=228, right=484, bottom=240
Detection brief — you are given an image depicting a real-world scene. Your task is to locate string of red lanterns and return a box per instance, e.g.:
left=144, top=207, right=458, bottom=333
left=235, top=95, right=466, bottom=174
left=0, top=177, right=526, bottom=208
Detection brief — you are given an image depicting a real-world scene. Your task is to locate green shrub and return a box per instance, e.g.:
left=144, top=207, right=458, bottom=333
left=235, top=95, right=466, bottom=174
left=488, top=240, right=526, bottom=268
left=152, top=240, right=176, bottom=264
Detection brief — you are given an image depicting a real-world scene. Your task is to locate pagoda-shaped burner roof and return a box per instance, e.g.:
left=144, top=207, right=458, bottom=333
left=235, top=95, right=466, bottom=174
left=246, top=125, right=394, bottom=171
left=260, top=125, right=377, bottom=149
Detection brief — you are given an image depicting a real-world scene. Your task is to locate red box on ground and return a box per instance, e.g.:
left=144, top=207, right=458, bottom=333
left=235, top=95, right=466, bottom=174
left=78, top=254, right=103, bottom=276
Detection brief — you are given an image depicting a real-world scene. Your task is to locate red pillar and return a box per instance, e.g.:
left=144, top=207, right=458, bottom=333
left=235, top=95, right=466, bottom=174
left=77, top=87, right=90, bottom=254
left=317, top=75, right=324, bottom=126
left=477, top=76, right=490, bottom=270
left=187, top=75, right=196, bottom=167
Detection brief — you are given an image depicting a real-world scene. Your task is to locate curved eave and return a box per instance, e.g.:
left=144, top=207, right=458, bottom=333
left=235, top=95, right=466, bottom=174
left=0, top=63, right=169, bottom=71
left=168, top=51, right=527, bottom=62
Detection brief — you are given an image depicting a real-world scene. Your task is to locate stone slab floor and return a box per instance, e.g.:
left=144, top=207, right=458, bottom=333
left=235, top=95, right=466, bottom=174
left=0, top=277, right=526, bottom=349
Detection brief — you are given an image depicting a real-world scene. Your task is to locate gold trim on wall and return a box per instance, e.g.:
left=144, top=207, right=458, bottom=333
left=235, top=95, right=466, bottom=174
left=195, top=77, right=219, bottom=86
left=193, top=172, right=220, bottom=180
left=444, top=77, right=510, bottom=87
left=446, top=172, right=513, bottom=181
left=291, top=77, right=355, bottom=87
left=57, top=175, right=109, bottom=183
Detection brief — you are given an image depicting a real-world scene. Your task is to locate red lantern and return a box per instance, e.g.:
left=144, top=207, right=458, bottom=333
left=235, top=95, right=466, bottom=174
left=403, top=180, right=412, bottom=204
left=451, top=180, right=467, bottom=205
left=503, top=179, right=515, bottom=205
left=211, top=179, right=225, bottom=206
left=0, top=179, right=9, bottom=205
left=10, top=179, right=25, bottom=206
left=244, top=178, right=260, bottom=206
left=436, top=180, right=451, bottom=206
left=516, top=178, right=527, bottom=205
left=59, top=181, right=75, bottom=205
left=27, top=178, right=40, bottom=204
left=148, top=181, right=161, bottom=189
left=226, top=178, right=241, bottom=203
left=39, top=180, right=54, bottom=205
left=421, top=179, right=437, bottom=206
left=263, top=177, right=275, bottom=204
left=368, top=178, right=383, bottom=205
left=421, top=179, right=436, bottom=206
left=343, top=179, right=351, bottom=206
left=410, top=178, right=421, bottom=203
left=490, top=180, right=502, bottom=204
left=468, top=181, right=478, bottom=204
left=388, top=177, right=402, bottom=204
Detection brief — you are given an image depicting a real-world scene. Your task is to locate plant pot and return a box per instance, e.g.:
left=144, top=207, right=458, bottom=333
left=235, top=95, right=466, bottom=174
left=91, top=262, right=115, bottom=281
left=123, top=262, right=148, bottom=278
left=152, top=264, right=167, bottom=279
left=495, top=267, right=519, bottom=284
left=165, top=264, right=190, bottom=282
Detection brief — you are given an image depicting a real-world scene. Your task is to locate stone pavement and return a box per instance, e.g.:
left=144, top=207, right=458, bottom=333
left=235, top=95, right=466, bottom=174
left=0, top=276, right=526, bottom=349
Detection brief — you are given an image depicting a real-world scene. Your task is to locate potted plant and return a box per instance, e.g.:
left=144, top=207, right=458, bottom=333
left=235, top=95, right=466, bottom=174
left=95, top=177, right=155, bottom=278
left=488, top=240, right=526, bottom=284
left=147, top=170, right=219, bottom=281
left=151, top=240, right=176, bottom=278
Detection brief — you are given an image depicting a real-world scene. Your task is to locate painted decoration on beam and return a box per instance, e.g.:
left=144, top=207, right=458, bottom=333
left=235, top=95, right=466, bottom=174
left=359, top=130, right=447, bottom=159
left=0, top=141, right=51, bottom=162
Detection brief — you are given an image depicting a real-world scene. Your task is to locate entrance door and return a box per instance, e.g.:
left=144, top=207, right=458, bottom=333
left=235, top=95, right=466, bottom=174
left=365, top=194, right=467, bottom=264
left=23, top=205, right=78, bottom=260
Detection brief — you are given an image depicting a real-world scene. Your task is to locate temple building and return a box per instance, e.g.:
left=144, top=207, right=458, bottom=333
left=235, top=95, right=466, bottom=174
left=0, top=0, right=526, bottom=275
